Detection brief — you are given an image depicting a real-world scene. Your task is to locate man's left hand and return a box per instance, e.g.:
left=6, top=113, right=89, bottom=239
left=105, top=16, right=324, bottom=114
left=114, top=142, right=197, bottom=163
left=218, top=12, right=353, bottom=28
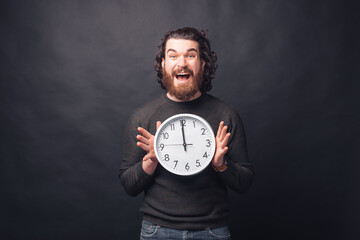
left=212, top=121, right=231, bottom=169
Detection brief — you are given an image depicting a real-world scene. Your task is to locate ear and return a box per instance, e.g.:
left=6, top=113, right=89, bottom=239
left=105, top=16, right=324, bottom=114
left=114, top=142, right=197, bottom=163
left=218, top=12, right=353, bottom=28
left=201, top=60, right=205, bottom=70
left=162, top=58, right=165, bottom=69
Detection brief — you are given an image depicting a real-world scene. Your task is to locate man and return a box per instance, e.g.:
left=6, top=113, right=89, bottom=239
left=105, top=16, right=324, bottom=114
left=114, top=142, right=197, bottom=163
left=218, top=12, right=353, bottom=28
left=119, top=27, right=254, bottom=240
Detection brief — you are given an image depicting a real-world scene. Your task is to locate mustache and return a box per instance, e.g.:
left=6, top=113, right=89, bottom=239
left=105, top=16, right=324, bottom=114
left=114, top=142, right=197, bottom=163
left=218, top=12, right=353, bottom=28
left=171, top=68, right=194, bottom=78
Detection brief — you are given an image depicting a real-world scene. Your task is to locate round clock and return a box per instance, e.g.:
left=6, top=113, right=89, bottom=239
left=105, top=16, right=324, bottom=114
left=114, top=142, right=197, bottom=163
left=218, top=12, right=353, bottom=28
left=154, top=113, right=216, bottom=176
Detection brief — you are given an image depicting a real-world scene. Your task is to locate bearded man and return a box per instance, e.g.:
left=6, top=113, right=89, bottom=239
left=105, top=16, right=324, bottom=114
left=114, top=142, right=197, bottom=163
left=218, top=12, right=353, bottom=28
left=119, top=27, right=254, bottom=240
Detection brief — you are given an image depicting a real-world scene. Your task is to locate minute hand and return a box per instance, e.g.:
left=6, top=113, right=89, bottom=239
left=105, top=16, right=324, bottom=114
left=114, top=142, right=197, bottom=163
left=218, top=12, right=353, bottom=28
left=181, top=121, right=187, bottom=152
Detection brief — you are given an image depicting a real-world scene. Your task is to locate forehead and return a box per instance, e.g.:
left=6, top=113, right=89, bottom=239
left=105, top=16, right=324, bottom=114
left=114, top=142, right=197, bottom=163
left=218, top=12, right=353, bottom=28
left=165, top=38, right=199, bottom=52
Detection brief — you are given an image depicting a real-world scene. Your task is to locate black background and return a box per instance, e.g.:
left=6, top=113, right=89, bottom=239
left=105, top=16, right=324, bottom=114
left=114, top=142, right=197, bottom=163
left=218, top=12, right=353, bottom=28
left=1, top=1, right=359, bottom=239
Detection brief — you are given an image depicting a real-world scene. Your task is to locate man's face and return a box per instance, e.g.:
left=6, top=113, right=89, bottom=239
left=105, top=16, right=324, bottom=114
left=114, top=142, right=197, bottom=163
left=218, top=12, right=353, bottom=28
left=162, top=38, right=204, bottom=101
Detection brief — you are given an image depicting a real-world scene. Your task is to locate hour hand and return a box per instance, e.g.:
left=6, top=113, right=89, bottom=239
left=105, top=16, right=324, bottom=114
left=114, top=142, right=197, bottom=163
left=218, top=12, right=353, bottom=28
left=181, top=120, right=187, bottom=152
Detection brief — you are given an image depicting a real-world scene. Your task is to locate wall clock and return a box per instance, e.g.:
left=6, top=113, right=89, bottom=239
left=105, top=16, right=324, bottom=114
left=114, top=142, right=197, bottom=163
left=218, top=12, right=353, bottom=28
left=154, top=113, right=216, bottom=176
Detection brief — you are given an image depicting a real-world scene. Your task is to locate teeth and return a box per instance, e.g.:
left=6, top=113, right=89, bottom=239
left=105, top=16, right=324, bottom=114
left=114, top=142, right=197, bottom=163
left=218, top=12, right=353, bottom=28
left=175, top=73, right=190, bottom=80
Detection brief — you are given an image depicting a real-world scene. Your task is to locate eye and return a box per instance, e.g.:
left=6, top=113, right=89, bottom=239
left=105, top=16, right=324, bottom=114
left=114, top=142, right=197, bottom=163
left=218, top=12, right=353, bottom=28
left=188, top=55, right=195, bottom=58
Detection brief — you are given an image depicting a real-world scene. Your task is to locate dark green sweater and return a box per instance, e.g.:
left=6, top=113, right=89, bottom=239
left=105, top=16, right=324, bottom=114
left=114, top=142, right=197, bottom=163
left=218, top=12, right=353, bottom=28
left=119, top=93, right=253, bottom=230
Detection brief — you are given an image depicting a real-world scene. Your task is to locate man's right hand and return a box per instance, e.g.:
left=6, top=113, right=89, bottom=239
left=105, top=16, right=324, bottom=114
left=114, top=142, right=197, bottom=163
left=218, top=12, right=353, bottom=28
left=136, top=121, right=161, bottom=175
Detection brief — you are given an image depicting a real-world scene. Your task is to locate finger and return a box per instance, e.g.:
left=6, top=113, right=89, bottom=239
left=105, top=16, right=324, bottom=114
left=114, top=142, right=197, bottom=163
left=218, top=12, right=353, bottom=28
left=143, top=153, right=151, bottom=161
left=143, top=152, right=156, bottom=161
left=137, top=142, right=150, bottom=151
left=216, top=121, right=224, bottom=138
left=221, top=146, right=229, bottom=155
left=217, top=147, right=229, bottom=157
left=220, top=133, right=231, bottom=148
left=219, top=125, right=228, bottom=140
left=138, top=127, right=152, bottom=139
left=156, top=121, right=162, bottom=130
left=137, top=135, right=150, bottom=145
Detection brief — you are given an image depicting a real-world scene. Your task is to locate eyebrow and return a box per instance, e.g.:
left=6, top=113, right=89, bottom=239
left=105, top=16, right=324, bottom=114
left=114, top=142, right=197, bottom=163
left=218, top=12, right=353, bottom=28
left=166, top=48, right=198, bottom=54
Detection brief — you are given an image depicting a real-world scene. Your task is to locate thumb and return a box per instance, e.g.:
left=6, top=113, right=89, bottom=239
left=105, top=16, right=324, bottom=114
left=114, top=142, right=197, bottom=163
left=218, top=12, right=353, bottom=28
left=156, top=121, right=162, bottom=130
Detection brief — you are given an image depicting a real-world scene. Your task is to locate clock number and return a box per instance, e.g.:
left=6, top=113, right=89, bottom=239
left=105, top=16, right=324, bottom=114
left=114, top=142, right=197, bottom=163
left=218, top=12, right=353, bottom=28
left=162, top=132, right=169, bottom=140
left=174, top=160, right=178, bottom=168
left=185, top=163, right=190, bottom=171
left=193, top=120, right=196, bottom=128
left=206, top=139, right=211, bottom=147
left=159, top=143, right=164, bottom=151
left=164, top=154, right=170, bottom=161
left=201, top=128, right=206, bottom=135
left=196, top=159, right=201, bottom=167
left=203, top=152, right=208, bottom=158
left=180, top=119, right=186, bottom=127
left=170, top=123, right=175, bottom=131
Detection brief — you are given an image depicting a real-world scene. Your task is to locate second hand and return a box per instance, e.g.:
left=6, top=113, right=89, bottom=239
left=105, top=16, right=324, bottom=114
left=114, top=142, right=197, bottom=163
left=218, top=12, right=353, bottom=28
left=164, top=144, right=193, bottom=146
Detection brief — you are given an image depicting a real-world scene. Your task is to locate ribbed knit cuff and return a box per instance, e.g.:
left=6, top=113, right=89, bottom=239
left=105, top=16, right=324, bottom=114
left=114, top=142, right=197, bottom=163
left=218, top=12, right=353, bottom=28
left=134, top=161, right=154, bottom=182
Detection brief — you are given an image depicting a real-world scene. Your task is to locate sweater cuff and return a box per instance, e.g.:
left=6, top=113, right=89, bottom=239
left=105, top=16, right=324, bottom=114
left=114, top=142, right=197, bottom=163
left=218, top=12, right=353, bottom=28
left=217, top=156, right=233, bottom=177
left=134, top=161, right=154, bottom=182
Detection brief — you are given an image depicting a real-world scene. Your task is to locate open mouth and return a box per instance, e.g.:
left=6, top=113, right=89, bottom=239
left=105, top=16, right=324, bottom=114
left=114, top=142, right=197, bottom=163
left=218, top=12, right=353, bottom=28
left=175, top=73, right=191, bottom=80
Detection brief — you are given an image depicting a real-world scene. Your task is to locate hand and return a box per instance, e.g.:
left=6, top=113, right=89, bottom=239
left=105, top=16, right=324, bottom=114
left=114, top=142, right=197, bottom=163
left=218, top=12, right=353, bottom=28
left=181, top=119, right=187, bottom=151
left=212, top=121, right=231, bottom=168
left=136, top=121, right=161, bottom=175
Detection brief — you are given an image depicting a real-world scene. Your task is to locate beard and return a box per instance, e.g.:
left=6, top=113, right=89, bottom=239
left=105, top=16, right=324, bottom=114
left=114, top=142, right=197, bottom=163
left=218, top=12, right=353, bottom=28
left=162, top=67, right=203, bottom=101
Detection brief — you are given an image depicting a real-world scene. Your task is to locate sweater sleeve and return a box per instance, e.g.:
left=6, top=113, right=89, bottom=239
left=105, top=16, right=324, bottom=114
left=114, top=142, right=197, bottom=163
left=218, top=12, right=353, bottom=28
left=217, top=110, right=254, bottom=193
left=118, top=111, right=154, bottom=196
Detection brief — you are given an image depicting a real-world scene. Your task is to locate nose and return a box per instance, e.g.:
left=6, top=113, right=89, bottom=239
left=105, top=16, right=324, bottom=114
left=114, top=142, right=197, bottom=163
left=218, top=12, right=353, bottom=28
left=176, top=56, right=187, bottom=68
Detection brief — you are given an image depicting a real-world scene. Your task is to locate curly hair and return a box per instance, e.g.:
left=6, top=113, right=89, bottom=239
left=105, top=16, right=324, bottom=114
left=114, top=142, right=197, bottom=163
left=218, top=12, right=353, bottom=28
left=155, top=27, right=218, bottom=93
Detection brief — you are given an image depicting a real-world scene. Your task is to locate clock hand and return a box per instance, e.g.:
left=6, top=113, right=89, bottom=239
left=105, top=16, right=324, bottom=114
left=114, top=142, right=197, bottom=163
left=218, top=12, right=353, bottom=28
left=181, top=120, right=187, bottom=152
left=164, top=143, right=193, bottom=146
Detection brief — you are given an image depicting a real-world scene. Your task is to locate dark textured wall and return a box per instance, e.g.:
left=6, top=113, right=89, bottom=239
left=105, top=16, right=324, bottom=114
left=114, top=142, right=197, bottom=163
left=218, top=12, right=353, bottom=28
left=1, top=1, right=359, bottom=239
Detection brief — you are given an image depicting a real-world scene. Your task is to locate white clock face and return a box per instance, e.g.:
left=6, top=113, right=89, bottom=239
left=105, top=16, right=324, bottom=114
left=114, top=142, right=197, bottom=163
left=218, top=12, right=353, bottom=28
left=154, top=113, right=216, bottom=176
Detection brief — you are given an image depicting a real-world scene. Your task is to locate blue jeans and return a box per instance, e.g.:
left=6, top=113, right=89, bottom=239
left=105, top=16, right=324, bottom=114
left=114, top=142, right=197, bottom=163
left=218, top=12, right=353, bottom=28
left=140, top=220, right=231, bottom=240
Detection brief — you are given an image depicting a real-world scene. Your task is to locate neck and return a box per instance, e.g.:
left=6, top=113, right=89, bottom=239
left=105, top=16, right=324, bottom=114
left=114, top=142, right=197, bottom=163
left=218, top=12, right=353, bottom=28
left=166, top=91, right=202, bottom=102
